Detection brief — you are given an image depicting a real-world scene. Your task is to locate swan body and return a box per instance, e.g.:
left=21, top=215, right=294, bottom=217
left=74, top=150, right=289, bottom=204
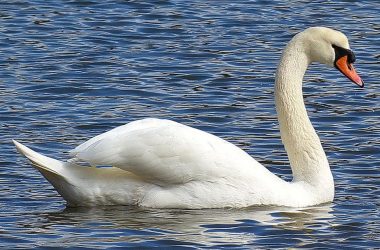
left=14, top=27, right=363, bottom=208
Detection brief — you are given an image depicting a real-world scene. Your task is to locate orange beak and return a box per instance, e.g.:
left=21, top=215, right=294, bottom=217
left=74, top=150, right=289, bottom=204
left=335, top=55, right=364, bottom=88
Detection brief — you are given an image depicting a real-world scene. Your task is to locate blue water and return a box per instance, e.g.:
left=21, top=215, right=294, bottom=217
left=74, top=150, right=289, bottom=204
left=1, top=0, right=379, bottom=248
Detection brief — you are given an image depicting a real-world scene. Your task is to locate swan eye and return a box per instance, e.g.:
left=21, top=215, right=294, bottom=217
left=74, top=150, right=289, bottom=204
left=332, top=44, right=356, bottom=64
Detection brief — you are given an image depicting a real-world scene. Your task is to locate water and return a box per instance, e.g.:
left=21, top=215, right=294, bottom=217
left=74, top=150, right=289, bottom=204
left=1, top=0, right=379, bottom=248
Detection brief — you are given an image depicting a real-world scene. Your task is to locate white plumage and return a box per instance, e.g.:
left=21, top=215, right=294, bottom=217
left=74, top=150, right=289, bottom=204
left=71, top=118, right=265, bottom=185
left=13, top=27, right=363, bottom=208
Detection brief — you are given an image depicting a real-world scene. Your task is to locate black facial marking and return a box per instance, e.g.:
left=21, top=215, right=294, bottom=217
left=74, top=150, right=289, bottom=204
left=332, top=44, right=356, bottom=64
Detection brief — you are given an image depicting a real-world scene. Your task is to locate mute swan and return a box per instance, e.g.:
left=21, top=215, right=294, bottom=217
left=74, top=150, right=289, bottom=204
left=13, top=27, right=363, bottom=208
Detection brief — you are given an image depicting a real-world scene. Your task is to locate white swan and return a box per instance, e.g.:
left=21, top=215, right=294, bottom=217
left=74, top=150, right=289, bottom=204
left=13, top=27, right=363, bottom=208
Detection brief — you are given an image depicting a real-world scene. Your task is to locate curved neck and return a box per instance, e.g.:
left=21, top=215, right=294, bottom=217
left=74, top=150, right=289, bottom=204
left=274, top=40, right=333, bottom=187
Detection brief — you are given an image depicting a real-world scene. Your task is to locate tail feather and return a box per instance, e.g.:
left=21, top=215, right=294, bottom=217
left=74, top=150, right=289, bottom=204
left=13, top=140, right=144, bottom=207
left=12, top=140, right=84, bottom=205
left=13, top=140, right=65, bottom=176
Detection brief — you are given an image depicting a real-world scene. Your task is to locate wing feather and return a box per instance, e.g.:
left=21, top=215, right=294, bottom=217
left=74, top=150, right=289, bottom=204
left=70, top=118, right=261, bottom=185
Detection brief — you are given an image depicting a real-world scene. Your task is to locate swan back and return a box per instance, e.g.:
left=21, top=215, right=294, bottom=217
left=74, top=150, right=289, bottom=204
left=70, top=119, right=270, bottom=186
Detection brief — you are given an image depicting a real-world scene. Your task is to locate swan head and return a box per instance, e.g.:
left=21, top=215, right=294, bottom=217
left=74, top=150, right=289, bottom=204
left=299, top=27, right=363, bottom=87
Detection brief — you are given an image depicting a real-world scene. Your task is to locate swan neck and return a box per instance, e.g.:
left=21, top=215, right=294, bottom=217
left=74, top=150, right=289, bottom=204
left=274, top=41, right=333, bottom=187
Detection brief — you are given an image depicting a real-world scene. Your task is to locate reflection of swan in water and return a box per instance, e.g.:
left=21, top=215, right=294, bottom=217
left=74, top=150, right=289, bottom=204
left=27, top=205, right=334, bottom=247
left=13, top=27, right=363, bottom=208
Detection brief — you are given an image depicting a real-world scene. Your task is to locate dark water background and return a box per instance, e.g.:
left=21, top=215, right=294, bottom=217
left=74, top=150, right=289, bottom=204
left=1, top=0, right=379, bottom=248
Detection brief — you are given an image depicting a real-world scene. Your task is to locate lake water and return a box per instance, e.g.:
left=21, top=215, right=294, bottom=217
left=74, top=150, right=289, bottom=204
left=1, top=0, right=379, bottom=248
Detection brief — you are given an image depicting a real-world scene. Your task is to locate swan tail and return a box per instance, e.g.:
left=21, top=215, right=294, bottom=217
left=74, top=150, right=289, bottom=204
left=13, top=140, right=66, bottom=177
left=12, top=140, right=86, bottom=205
left=13, top=140, right=144, bottom=207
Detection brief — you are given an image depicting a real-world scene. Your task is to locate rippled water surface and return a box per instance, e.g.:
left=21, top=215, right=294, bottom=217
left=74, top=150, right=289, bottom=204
left=1, top=0, right=379, bottom=248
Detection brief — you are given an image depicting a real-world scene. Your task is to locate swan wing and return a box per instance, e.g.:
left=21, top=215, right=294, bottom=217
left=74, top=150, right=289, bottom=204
left=70, top=118, right=263, bottom=185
